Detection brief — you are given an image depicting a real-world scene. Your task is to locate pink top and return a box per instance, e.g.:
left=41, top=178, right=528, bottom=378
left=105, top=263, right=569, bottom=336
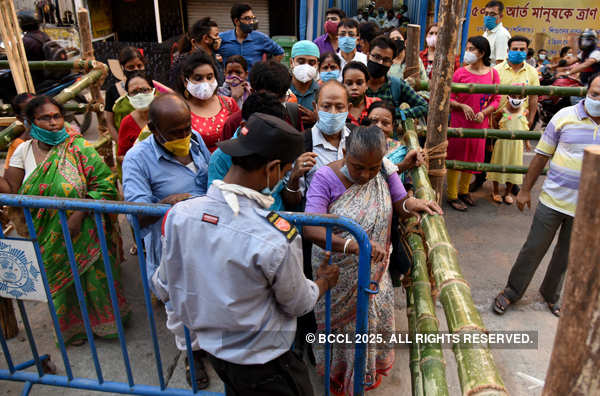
left=191, top=96, right=239, bottom=153
left=447, top=67, right=500, bottom=168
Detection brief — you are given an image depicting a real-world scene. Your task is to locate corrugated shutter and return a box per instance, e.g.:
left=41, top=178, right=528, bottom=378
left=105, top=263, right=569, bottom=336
left=187, top=0, right=270, bottom=36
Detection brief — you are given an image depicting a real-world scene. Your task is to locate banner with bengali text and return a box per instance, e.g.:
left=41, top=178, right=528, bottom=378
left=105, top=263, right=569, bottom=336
left=468, top=0, right=600, bottom=57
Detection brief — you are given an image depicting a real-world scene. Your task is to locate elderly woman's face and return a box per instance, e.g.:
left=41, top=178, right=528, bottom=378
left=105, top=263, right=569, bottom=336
left=345, top=150, right=383, bottom=185
left=368, top=107, right=394, bottom=137
left=33, top=103, right=64, bottom=132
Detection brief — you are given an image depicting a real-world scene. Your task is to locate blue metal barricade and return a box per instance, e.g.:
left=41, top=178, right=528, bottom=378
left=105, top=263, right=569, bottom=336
left=0, top=194, right=374, bottom=396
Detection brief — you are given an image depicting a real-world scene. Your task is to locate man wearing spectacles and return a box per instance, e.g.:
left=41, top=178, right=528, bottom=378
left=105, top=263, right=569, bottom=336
left=218, top=3, right=284, bottom=70
left=482, top=1, right=511, bottom=65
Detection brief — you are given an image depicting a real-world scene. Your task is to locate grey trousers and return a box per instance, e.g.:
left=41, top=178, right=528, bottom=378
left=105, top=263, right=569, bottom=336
left=504, top=202, right=573, bottom=305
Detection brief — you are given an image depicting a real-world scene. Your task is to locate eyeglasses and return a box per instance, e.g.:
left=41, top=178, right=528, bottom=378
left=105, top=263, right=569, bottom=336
left=35, top=114, right=63, bottom=122
left=370, top=53, right=393, bottom=66
left=240, top=16, right=258, bottom=23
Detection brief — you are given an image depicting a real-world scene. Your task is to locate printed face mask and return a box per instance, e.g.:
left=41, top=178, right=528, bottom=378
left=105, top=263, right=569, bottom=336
left=508, top=97, right=525, bottom=108
left=316, top=111, right=348, bottom=135
left=292, top=63, right=318, bottom=83
left=186, top=79, right=218, bottom=100
left=128, top=89, right=155, bottom=110
left=339, top=36, right=357, bottom=53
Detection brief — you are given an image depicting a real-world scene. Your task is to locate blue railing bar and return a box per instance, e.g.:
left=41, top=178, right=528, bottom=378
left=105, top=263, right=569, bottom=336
left=129, top=215, right=166, bottom=390
left=434, top=0, right=441, bottom=22
left=184, top=327, right=198, bottom=394
left=16, top=300, right=44, bottom=377
left=0, top=324, right=16, bottom=373
left=93, top=212, right=135, bottom=387
left=22, top=208, right=73, bottom=380
left=0, top=370, right=225, bottom=395
left=324, top=226, right=332, bottom=396
left=14, top=355, right=49, bottom=371
left=0, top=194, right=170, bottom=217
left=57, top=210, right=104, bottom=384
left=0, top=221, right=5, bottom=237
left=20, top=380, right=33, bottom=396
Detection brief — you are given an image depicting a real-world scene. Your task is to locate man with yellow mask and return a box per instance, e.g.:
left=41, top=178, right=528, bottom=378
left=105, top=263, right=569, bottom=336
left=122, top=93, right=213, bottom=388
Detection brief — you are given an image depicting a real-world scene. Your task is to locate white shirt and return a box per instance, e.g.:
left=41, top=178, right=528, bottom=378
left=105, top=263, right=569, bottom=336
left=9, top=140, right=37, bottom=180
left=338, top=50, right=368, bottom=72
left=483, top=22, right=511, bottom=64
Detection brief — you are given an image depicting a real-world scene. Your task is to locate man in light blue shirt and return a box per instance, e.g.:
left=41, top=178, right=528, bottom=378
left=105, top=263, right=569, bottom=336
left=218, top=3, right=283, bottom=70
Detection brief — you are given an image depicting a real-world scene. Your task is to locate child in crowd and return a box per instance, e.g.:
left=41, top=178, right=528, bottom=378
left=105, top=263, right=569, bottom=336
left=487, top=91, right=531, bottom=204
left=218, top=55, right=251, bottom=109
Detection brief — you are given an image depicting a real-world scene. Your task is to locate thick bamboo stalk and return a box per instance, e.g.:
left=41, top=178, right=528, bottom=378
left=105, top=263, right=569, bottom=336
left=542, top=146, right=600, bottom=396
left=447, top=160, right=548, bottom=174
left=405, top=25, right=421, bottom=80
left=0, top=60, right=96, bottom=72
left=0, top=64, right=107, bottom=150
left=404, top=120, right=508, bottom=396
left=414, top=80, right=587, bottom=97
left=0, top=117, right=16, bottom=127
left=406, top=219, right=449, bottom=395
left=417, top=126, right=542, bottom=140
left=0, top=0, right=35, bottom=93
left=406, top=286, right=425, bottom=396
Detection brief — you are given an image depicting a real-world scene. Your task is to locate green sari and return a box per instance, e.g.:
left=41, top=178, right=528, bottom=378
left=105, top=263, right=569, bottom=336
left=18, top=135, right=130, bottom=344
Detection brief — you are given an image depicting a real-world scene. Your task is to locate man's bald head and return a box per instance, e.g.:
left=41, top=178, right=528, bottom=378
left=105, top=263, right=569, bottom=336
left=148, top=93, right=191, bottom=134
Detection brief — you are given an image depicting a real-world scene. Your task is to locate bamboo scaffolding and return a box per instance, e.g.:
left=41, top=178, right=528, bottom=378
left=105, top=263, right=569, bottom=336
left=404, top=120, right=508, bottom=396
left=0, top=65, right=108, bottom=150
left=0, top=102, right=92, bottom=116
left=416, top=126, right=542, bottom=140
left=446, top=160, right=548, bottom=174
left=414, top=80, right=587, bottom=97
left=0, top=60, right=96, bottom=72
left=405, top=218, right=449, bottom=395
left=406, top=285, right=425, bottom=396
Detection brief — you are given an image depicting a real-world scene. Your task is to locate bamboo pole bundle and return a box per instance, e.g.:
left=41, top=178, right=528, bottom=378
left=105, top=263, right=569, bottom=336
left=404, top=120, right=508, bottom=396
left=0, top=0, right=35, bottom=94
left=414, top=80, right=587, bottom=97
left=406, top=286, right=425, bottom=396
left=406, top=219, right=449, bottom=395
left=416, top=126, right=542, bottom=140
left=0, top=60, right=96, bottom=72
left=446, top=160, right=548, bottom=174
left=0, top=64, right=108, bottom=150
left=0, top=102, right=91, bottom=116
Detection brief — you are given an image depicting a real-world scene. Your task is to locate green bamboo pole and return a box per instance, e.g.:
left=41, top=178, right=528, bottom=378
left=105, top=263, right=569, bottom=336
left=407, top=285, right=425, bottom=396
left=414, top=80, right=587, bottom=97
left=404, top=119, right=508, bottom=396
left=416, top=126, right=541, bottom=140
left=0, top=66, right=106, bottom=150
left=0, top=59, right=96, bottom=71
left=0, top=102, right=89, bottom=116
left=406, top=218, right=449, bottom=396
left=446, top=160, right=548, bottom=174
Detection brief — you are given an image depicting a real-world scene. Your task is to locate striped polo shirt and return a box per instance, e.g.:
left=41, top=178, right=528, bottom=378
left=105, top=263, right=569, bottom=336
left=535, top=100, right=600, bottom=216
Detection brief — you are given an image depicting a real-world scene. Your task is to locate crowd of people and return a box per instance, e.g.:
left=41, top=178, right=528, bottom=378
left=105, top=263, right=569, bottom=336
left=4, top=1, right=600, bottom=395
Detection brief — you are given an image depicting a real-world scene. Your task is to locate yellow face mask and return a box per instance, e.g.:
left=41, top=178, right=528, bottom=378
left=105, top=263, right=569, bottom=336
left=162, top=134, right=191, bottom=157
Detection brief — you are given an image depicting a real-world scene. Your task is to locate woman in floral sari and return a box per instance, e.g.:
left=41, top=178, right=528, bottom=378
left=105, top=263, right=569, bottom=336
left=0, top=95, right=130, bottom=346
left=304, top=125, right=442, bottom=395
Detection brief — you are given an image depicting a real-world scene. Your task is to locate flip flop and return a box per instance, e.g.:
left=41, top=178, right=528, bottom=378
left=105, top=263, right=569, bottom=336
left=493, top=292, right=512, bottom=315
left=458, top=193, right=476, bottom=206
left=491, top=194, right=503, bottom=204
left=447, top=199, right=467, bottom=212
left=503, top=195, right=514, bottom=205
left=547, top=302, right=560, bottom=317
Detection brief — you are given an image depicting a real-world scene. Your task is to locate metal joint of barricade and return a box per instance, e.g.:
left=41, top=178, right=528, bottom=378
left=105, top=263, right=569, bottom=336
left=0, top=195, right=374, bottom=396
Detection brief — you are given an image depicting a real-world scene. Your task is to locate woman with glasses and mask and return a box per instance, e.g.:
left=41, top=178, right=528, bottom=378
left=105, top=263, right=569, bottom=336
left=178, top=51, right=239, bottom=153
left=169, top=17, right=224, bottom=88
left=0, top=95, right=130, bottom=346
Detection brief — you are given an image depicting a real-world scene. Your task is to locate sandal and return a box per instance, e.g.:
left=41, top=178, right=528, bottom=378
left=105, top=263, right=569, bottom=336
left=491, top=194, right=503, bottom=204
left=185, top=350, right=209, bottom=390
left=493, top=292, right=512, bottom=315
left=458, top=193, right=476, bottom=206
left=503, top=195, right=514, bottom=205
left=447, top=199, right=468, bottom=212
left=547, top=302, right=560, bottom=317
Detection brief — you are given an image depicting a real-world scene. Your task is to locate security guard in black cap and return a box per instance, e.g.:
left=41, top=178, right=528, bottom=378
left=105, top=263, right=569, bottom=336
left=154, top=113, right=339, bottom=395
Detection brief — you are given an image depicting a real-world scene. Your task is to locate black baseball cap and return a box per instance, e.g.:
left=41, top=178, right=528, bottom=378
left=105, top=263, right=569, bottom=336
left=217, top=113, right=304, bottom=163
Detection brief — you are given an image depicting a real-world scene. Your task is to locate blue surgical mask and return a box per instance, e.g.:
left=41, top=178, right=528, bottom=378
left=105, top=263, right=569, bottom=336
left=340, top=164, right=357, bottom=184
left=261, top=166, right=283, bottom=196
left=508, top=50, right=527, bottom=65
left=584, top=97, right=600, bottom=117
left=316, top=111, right=348, bottom=135
left=30, top=123, right=69, bottom=146
left=484, top=15, right=497, bottom=30
left=320, top=70, right=340, bottom=82
left=339, top=36, right=357, bottom=53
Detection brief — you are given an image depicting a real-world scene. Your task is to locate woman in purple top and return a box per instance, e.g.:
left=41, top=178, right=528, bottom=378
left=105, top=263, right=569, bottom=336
left=303, top=125, right=442, bottom=395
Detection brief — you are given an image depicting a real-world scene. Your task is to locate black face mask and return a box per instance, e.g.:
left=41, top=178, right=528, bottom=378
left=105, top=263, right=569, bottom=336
left=393, top=39, right=405, bottom=54
left=367, top=60, right=390, bottom=79
left=240, top=22, right=258, bottom=34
